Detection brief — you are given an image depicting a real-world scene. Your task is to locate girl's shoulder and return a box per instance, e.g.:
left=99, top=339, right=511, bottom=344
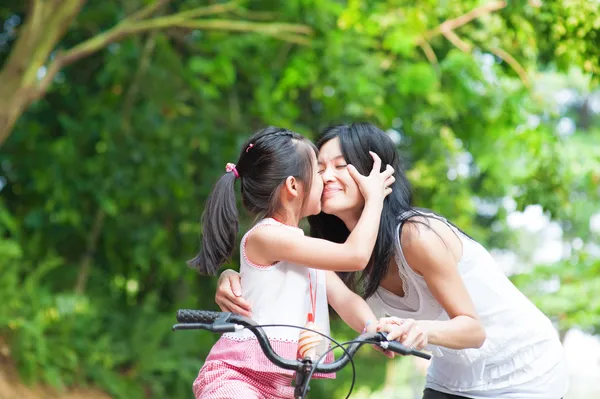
left=242, top=218, right=304, bottom=268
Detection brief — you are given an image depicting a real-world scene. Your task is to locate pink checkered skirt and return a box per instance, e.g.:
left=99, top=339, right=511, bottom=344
left=193, top=360, right=295, bottom=398
left=193, top=336, right=335, bottom=398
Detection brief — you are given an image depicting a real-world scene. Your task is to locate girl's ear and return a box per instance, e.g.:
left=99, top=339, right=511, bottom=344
left=283, top=176, right=300, bottom=199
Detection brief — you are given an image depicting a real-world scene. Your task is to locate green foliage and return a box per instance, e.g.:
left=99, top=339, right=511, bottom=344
left=512, top=253, right=600, bottom=333
left=0, top=0, right=599, bottom=398
left=0, top=201, right=207, bottom=397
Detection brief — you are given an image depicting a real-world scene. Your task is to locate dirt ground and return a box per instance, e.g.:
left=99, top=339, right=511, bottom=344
left=0, top=339, right=111, bottom=399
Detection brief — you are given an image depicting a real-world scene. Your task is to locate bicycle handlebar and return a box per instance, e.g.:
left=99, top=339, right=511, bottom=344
left=174, top=309, right=431, bottom=373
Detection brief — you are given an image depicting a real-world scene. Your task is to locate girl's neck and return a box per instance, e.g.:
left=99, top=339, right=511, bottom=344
left=270, top=211, right=301, bottom=228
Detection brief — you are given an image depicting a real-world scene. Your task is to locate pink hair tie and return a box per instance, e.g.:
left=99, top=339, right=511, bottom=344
left=246, top=143, right=254, bottom=153
left=225, top=163, right=239, bottom=178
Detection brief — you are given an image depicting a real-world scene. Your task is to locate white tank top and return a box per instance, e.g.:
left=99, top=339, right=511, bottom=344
left=367, top=213, right=569, bottom=398
left=209, top=218, right=333, bottom=376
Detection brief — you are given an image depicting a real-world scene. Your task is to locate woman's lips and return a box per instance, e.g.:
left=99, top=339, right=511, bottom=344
left=322, top=188, right=342, bottom=199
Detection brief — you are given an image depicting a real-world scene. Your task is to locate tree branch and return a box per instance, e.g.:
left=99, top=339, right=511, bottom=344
left=419, top=40, right=439, bottom=66
left=175, top=1, right=242, bottom=19
left=441, top=27, right=472, bottom=53
left=130, top=18, right=312, bottom=38
left=413, top=1, right=529, bottom=88
left=127, top=0, right=172, bottom=22
left=33, top=12, right=311, bottom=102
left=231, top=7, right=278, bottom=21
left=416, top=1, right=506, bottom=44
left=489, top=47, right=531, bottom=88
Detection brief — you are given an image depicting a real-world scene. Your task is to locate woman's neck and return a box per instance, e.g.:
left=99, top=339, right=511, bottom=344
left=335, top=208, right=362, bottom=232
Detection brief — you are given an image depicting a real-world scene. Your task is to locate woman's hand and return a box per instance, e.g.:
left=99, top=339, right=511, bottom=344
left=364, top=320, right=395, bottom=359
left=215, top=269, right=252, bottom=317
left=347, top=151, right=394, bottom=202
left=377, top=317, right=429, bottom=351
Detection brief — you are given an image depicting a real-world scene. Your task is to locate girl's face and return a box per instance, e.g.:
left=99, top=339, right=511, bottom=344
left=301, top=150, right=324, bottom=217
left=317, top=137, right=365, bottom=216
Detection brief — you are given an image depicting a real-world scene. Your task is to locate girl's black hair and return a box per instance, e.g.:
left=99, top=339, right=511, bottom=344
left=189, top=127, right=317, bottom=275
left=308, top=122, right=456, bottom=299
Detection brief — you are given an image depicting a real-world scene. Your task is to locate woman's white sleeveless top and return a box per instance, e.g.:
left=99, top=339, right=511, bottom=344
left=367, top=213, right=569, bottom=398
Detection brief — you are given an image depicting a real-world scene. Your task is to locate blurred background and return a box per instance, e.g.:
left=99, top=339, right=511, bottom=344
left=0, top=0, right=599, bottom=398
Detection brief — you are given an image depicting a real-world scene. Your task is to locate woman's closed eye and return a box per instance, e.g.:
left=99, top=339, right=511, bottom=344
left=335, top=164, right=347, bottom=169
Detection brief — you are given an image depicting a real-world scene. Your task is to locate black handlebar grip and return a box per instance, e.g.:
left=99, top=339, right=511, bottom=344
left=385, top=341, right=432, bottom=360
left=177, top=309, right=221, bottom=324
left=385, top=340, right=410, bottom=355
left=412, top=350, right=432, bottom=360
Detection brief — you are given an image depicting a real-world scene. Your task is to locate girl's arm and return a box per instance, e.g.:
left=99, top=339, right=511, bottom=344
left=326, top=271, right=395, bottom=358
left=247, top=201, right=382, bottom=272
left=380, top=219, right=486, bottom=350
left=248, top=153, right=393, bottom=272
left=325, top=271, right=376, bottom=333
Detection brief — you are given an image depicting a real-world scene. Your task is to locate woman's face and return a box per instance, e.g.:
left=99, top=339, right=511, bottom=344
left=317, top=137, right=365, bottom=216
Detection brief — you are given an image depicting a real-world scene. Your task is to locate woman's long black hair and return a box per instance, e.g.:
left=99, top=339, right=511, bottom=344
left=308, top=123, right=428, bottom=299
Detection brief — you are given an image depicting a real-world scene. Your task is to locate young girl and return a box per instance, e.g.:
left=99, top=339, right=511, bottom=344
left=189, top=126, right=394, bottom=399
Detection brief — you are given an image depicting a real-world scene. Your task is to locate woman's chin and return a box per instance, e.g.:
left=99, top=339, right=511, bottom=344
left=320, top=201, right=341, bottom=216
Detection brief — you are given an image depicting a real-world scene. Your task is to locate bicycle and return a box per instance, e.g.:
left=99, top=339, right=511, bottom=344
left=173, top=309, right=432, bottom=399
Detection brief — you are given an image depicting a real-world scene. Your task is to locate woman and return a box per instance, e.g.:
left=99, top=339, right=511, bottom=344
left=214, top=123, right=569, bottom=399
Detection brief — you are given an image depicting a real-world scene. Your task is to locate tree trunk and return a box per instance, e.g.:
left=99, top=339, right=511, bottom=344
left=0, top=0, right=84, bottom=146
left=75, top=209, right=106, bottom=295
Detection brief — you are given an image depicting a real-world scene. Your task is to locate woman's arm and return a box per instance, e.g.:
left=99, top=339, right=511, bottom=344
left=381, top=219, right=486, bottom=350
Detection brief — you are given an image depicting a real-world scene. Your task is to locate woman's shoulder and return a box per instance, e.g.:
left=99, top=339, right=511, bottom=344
left=398, top=212, right=463, bottom=270
left=399, top=212, right=454, bottom=244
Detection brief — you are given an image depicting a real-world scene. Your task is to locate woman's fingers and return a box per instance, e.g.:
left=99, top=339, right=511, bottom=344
left=216, top=300, right=253, bottom=318
left=376, top=317, right=428, bottom=351
left=415, top=335, right=428, bottom=351
left=378, top=318, right=415, bottom=341
left=216, top=294, right=252, bottom=317
left=371, top=344, right=396, bottom=359
left=215, top=270, right=252, bottom=316
left=400, top=324, right=423, bottom=348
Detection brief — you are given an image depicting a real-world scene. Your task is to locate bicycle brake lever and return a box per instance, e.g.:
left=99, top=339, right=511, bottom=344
left=212, top=313, right=243, bottom=333
left=377, top=332, right=432, bottom=360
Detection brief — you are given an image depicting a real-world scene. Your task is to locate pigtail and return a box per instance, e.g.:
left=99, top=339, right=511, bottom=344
left=188, top=172, right=239, bottom=275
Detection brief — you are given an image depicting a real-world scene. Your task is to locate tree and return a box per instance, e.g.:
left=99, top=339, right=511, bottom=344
left=0, top=1, right=598, bottom=398
left=0, top=0, right=311, bottom=146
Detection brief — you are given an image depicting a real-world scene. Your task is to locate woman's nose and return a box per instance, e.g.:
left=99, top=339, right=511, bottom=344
left=321, top=167, right=335, bottom=182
